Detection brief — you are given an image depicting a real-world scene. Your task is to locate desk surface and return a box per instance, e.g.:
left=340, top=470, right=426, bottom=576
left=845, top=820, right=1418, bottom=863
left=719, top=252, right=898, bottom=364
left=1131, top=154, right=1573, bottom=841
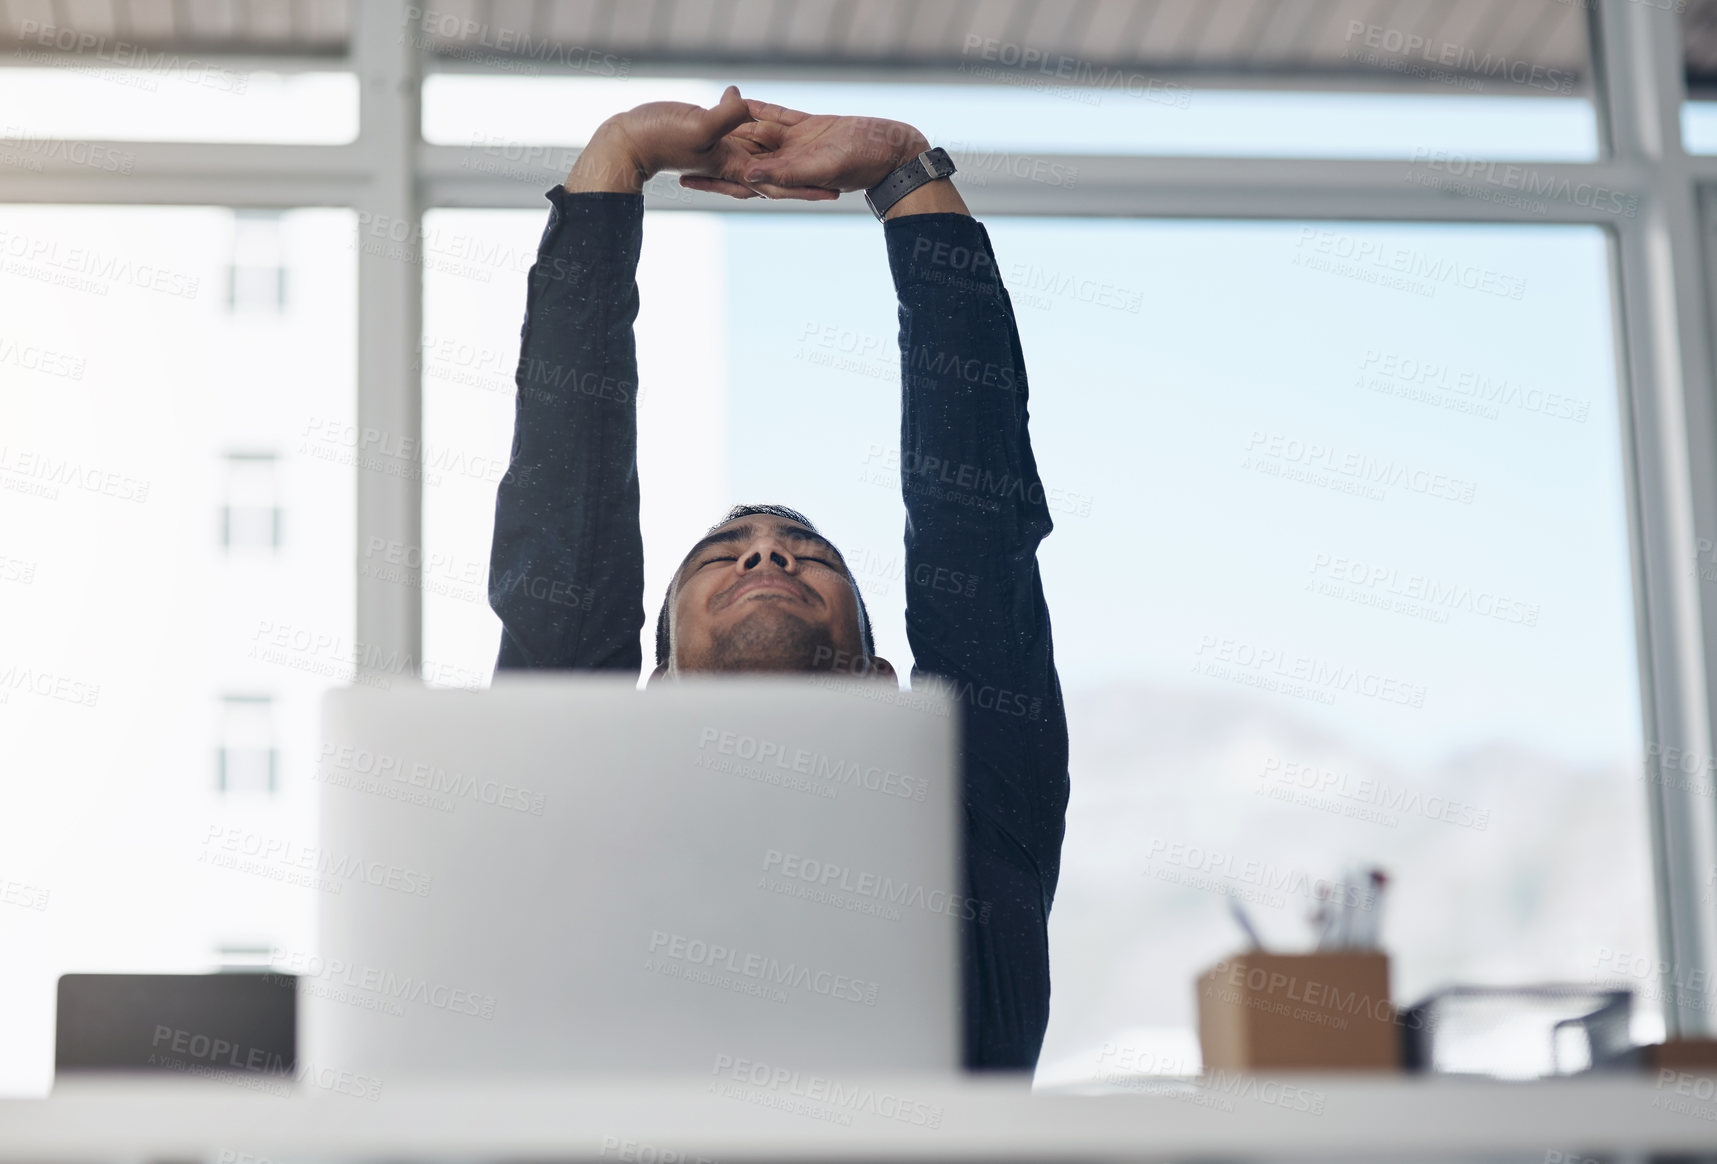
left=4, top=1074, right=1717, bottom=1162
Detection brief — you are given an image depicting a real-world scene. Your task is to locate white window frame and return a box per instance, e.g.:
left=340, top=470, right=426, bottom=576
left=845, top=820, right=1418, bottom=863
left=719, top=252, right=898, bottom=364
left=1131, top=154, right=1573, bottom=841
left=2, top=0, right=1713, bottom=1035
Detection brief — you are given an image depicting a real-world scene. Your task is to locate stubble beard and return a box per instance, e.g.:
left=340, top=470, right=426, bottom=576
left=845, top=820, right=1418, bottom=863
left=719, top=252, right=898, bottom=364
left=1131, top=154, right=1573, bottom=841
left=704, top=605, right=839, bottom=673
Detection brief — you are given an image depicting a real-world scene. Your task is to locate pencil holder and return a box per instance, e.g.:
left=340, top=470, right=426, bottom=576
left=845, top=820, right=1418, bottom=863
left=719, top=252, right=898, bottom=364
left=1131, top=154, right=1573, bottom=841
left=1196, top=951, right=1399, bottom=1072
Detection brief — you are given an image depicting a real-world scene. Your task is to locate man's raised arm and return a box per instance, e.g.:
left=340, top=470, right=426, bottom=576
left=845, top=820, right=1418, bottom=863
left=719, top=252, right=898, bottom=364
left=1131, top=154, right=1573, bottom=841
left=740, top=112, right=1071, bottom=1069
left=740, top=107, right=1070, bottom=890
left=489, top=88, right=831, bottom=671
left=487, top=132, right=646, bottom=671
left=884, top=169, right=1070, bottom=1074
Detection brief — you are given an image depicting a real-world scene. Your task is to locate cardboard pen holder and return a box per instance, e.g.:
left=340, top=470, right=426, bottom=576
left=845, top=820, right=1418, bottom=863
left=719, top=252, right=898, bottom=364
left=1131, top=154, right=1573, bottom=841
left=1197, top=951, right=1399, bottom=1072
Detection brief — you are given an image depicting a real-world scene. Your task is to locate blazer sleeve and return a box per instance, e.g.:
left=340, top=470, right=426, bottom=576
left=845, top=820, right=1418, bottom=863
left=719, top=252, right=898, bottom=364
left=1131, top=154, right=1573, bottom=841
left=489, top=188, right=647, bottom=673
left=884, top=212, right=1071, bottom=907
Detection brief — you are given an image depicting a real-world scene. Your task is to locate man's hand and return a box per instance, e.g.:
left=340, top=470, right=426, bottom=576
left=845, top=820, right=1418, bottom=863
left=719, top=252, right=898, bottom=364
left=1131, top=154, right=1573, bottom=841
left=564, top=86, right=838, bottom=200
left=682, top=98, right=969, bottom=217
left=683, top=99, right=929, bottom=196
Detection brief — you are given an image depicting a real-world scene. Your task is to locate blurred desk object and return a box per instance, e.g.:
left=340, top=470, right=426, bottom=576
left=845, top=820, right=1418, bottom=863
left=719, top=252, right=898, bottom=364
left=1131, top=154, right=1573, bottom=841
left=1197, top=952, right=1398, bottom=1072
left=1399, top=985, right=1634, bottom=1077
left=56, top=973, right=296, bottom=1075
left=5, top=1075, right=1717, bottom=1163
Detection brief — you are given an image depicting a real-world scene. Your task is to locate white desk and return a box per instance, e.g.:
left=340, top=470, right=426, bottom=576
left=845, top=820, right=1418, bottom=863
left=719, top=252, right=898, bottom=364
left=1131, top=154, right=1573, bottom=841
left=2, top=1075, right=1716, bottom=1162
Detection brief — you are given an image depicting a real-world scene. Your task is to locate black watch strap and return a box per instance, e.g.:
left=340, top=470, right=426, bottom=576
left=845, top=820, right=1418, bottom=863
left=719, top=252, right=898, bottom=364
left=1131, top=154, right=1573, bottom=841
left=864, top=148, right=957, bottom=221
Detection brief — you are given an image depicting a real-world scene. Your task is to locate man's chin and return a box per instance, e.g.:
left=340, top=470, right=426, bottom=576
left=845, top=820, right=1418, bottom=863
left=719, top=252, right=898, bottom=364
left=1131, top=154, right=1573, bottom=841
left=699, top=606, right=839, bottom=674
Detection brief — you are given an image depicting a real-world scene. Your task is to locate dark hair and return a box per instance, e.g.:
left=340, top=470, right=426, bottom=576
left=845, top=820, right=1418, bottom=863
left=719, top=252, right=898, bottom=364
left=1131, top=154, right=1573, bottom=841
left=654, top=503, right=875, bottom=668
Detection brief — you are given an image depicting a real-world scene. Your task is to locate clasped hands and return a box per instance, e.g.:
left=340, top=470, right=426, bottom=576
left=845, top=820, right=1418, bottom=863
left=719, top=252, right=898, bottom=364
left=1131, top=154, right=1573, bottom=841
left=564, top=84, right=934, bottom=205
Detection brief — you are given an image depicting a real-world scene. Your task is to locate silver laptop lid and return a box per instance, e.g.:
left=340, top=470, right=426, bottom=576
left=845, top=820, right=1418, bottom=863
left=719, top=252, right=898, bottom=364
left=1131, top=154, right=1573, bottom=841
left=307, top=675, right=960, bottom=1076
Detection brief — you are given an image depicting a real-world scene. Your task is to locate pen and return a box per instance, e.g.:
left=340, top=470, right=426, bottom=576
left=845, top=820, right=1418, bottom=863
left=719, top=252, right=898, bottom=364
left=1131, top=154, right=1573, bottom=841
left=1227, top=891, right=1266, bottom=950
left=1356, top=868, right=1388, bottom=949
left=1312, top=880, right=1334, bottom=950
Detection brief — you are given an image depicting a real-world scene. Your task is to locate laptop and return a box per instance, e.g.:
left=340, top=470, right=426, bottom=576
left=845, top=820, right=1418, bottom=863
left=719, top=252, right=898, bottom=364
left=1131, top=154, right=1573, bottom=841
left=305, top=674, right=961, bottom=1075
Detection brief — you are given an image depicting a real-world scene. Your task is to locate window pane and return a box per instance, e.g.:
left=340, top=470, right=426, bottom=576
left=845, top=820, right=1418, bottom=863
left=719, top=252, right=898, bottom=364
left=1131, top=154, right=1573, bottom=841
left=738, top=217, right=1656, bottom=1082
left=425, top=75, right=1596, bottom=161
left=0, top=206, right=355, bottom=1094
left=217, top=694, right=279, bottom=794
left=423, top=206, right=1655, bottom=1081
left=1674, top=2, right=1717, bottom=150
left=418, top=210, right=538, bottom=683
left=1687, top=4, right=1717, bottom=152
left=220, top=452, right=282, bottom=551
left=0, top=70, right=357, bottom=144
left=421, top=208, right=730, bottom=680
left=1684, top=101, right=1717, bottom=153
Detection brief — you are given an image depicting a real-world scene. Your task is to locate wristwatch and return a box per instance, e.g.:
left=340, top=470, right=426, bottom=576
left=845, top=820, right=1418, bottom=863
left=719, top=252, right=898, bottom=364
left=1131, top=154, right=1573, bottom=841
left=864, top=147, right=957, bottom=221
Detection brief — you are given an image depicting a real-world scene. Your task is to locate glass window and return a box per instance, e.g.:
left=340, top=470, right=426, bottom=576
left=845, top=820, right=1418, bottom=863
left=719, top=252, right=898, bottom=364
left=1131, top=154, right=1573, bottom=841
left=420, top=208, right=729, bottom=681
left=964, top=218, right=1654, bottom=1082
left=216, top=693, right=277, bottom=793
left=220, top=452, right=282, bottom=550
left=424, top=75, right=1597, bottom=162
left=213, top=941, right=276, bottom=969
left=227, top=212, right=290, bottom=313
left=1674, top=3, right=1717, bottom=151
left=424, top=207, right=1654, bottom=1083
left=1683, top=101, right=1717, bottom=152
left=0, top=205, right=355, bottom=1095
left=0, top=70, right=357, bottom=145
left=1686, top=5, right=1717, bottom=150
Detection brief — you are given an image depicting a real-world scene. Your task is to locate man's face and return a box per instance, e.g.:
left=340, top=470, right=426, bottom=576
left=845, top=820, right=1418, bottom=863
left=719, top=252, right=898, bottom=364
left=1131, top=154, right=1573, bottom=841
left=664, top=516, right=881, bottom=675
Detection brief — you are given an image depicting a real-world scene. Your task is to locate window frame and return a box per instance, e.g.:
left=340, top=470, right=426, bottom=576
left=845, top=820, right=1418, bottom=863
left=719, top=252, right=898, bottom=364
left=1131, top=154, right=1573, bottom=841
left=1, top=0, right=1713, bottom=1036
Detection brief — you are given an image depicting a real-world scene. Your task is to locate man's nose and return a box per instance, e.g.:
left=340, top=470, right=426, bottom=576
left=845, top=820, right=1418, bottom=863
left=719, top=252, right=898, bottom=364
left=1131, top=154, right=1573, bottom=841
left=739, top=539, right=796, bottom=572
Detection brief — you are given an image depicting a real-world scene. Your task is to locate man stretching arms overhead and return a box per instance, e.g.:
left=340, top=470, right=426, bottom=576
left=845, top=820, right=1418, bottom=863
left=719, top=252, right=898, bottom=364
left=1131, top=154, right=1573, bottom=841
left=487, top=86, right=1069, bottom=1071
